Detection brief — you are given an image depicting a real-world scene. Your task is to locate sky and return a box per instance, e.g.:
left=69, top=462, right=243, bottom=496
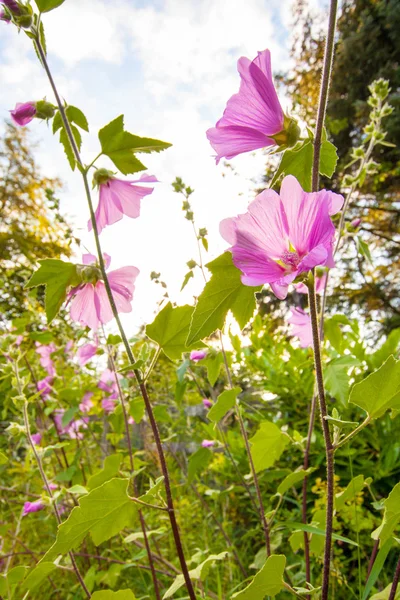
left=0, top=0, right=325, bottom=336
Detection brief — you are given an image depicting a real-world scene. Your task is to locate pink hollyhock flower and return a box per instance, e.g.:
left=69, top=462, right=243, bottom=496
left=88, top=170, right=158, bottom=235
left=65, top=340, right=74, bottom=357
left=37, top=376, right=53, bottom=397
left=201, top=439, right=215, bottom=448
left=102, top=398, right=116, bottom=413
left=2, top=0, right=20, bottom=14
left=77, top=342, right=97, bottom=366
left=10, top=102, right=36, bottom=126
left=31, top=433, right=42, bottom=445
left=36, top=342, right=56, bottom=376
left=295, top=272, right=327, bottom=295
left=203, top=398, right=213, bottom=409
left=190, top=350, right=207, bottom=362
left=351, top=218, right=361, bottom=228
left=79, top=392, right=94, bottom=413
left=68, top=418, right=88, bottom=440
left=220, top=175, right=344, bottom=299
left=288, top=308, right=313, bottom=348
left=206, top=49, right=299, bottom=164
left=48, top=483, right=58, bottom=491
left=98, top=368, right=121, bottom=398
left=23, top=500, right=45, bottom=516
left=15, top=335, right=23, bottom=346
left=0, top=8, right=11, bottom=22
left=69, top=253, right=139, bottom=331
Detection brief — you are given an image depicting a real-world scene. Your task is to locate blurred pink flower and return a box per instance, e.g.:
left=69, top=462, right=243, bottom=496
left=2, top=0, right=20, bottom=13
left=31, top=433, right=42, bottom=445
left=288, top=308, right=313, bottom=348
left=102, top=398, right=116, bottom=413
left=295, top=273, right=327, bottom=295
left=23, top=500, right=45, bottom=516
left=1, top=8, right=12, bottom=22
left=15, top=335, right=23, bottom=346
left=89, top=172, right=158, bottom=234
left=220, top=175, right=343, bottom=299
left=77, top=342, right=98, bottom=365
left=98, top=368, right=121, bottom=399
left=201, top=440, right=214, bottom=448
left=69, top=253, right=139, bottom=331
left=206, top=49, right=285, bottom=163
left=10, top=101, right=36, bottom=126
left=37, top=376, right=53, bottom=397
left=190, top=350, right=207, bottom=362
left=54, top=409, right=88, bottom=440
left=36, top=342, right=56, bottom=376
left=48, top=483, right=58, bottom=491
left=65, top=340, right=74, bottom=357
left=351, top=218, right=361, bottom=228
left=203, top=398, right=213, bottom=409
left=79, top=392, right=94, bottom=413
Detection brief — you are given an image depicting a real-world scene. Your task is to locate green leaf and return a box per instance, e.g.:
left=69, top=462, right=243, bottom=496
left=25, top=259, right=80, bottom=323
left=87, top=454, right=122, bottom=491
left=357, top=236, right=373, bottom=265
left=277, top=467, right=315, bottom=496
left=324, top=318, right=344, bottom=353
left=59, top=127, right=76, bottom=170
left=324, top=356, right=359, bottom=405
left=370, top=583, right=400, bottom=600
left=249, top=421, right=290, bottom=473
left=181, top=270, right=194, bottom=291
left=0, top=452, right=8, bottom=465
left=207, top=387, right=241, bottom=423
left=372, top=481, right=400, bottom=546
left=232, top=554, right=286, bottom=599
left=271, top=141, right=313, bottom=191
left=367, top=329, right=400, bottom=370
left=350, top=356, right=400, bottom=419
left=23, top=562, right=58, bottom=591
left=280, top=522, right=359, bottom=546
left=146, top=302, right=206, bottom=361
left=66, top=105, right=89, bottom=132
left=41, top=478, right=138, bottom=562
left=362, top=538, right=393, bottom=600
left=35, top=0, right=66, bottom=12
left=187, top=253, right=261, bottom=345
left=163, top=552, right=228, bottom=599
left=98, top=115, right=171, bottom=175
left=129, top=397, right=145, bottom=423
left=28, top=331, right=55, bottom=344
left=188, top=447, right=212, bottom=483
left=335, top=475, right=365, bottom=511
left=319, top=140, right=338, bottom=178
left=91, top=591, right=137, bottom=600
left=204, top=353, right=223, bottom=386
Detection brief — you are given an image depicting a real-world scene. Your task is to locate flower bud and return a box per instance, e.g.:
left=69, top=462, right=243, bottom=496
left=2, top=0, right=20, bottom=14
left=350, top=218, right=361, bottom=229
left=79, top=265, right=101, bottom=284
left=199, top=227, right=208, bottom=237
left=271, top=115, right=301, bottom=149
left=186, top=259, right=197, bottom=270
left=35, top=100, right=56, bottom=120
left=93, top=168, right=114, bottom=187
left=10, top=101, right=36, bottom=126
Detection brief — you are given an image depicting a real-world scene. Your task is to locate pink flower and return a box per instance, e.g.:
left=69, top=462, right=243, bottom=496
left=295, top=273, right=327, bottom=295
left=2, top=0, right=20, bottom=14
left=351, top=218, right=361, bottom=229
left=79, top=392, right=94, bottom=413
left=206, top=49, right=299, bottom=164
left=190, top=350, right=207, bottom=362
left=201, top=440, right=214, bottom=448
left=36, top=342, right=56, bottom=376
left=102, top=398, right=116, bottom=413
left=89, top=171, right=158, bottom=235
left=54, top=409, right=88, bottom=440
left=77, top=342, right=97, bottom=366
left=15, top=335, right=23, bottom=346
left=10, top=102, right=36, bottom=126
left=69, top=253, right=139, bottom=331
left=65, top=340, right=74, bottom=357
left=203, top=398, right=213, bottom=409
left=23, top=500, right=45, bottom=516
left=48, top=483, right=58, bottom=491
left=37, top=376, right=53, bottom=397
left=220, top=175, right=344, bottom=299
left=1, top=8, right=12, bottom=22
left=98, top=368, right=121, bottom=398
left=288, top=308, right=313, bottom=348
left=31, top=433, right=42, bottom=445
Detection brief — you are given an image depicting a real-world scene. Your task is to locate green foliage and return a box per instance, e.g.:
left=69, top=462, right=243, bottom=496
left=350, top=356, right=400, bottom=419
left=373, top=481, right=400, bottom=545
left=35, top=0, right=66, bottom=12
left=163, top=552, right=227, bottom=598
left=362, top=539, right=393, bottom=600
left=277, top=467, right=315, bottom=496
left=249, top=421, right=290, bottom=473
left=23, top=562, right=58, bottom=592
left=207, top=387, right=241, bottom=423
left=324, top=356, right=359, bottom=404
left=231, top=554, right=286, bottom=599
left=98, top=115, right=171, bottom=175
left=25, top=259, right=80, bottom=323
left=87, top=453, right=122, bottom=491
left=187, top=447, right=212, bottom=483
left=187, top=253, right=261, bottom=345
left=146, top=302, right=206, bottom=360
left=91, top=591, right=137, bottom=600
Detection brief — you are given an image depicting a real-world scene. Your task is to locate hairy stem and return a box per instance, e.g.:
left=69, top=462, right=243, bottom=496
left=389, top=556, right=400, bottom=600
left=34, top=35, right=196, bottom=600
left=301, top=391, right=317, bottom=590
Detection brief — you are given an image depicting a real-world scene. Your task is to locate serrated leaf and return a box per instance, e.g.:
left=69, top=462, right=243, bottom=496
left=319, top=140, right=338, bottom=178
left=41, top=478, right=138, bottom=562
left=35, top=0, right=66, bottom=12
left=188, top=447, right=212, bottom=483
left=146, top=302, right=206, bottom=361
left=23, top=562, right=58, bottom=591
left=71, top=124, right=82, bottom=151
left=91, top=591, right=137, bottom=600
left=249, top=421, right=290, bottom=473
left=207, top=387, right=241, bottom=423
left=367, top=329, right=400, bottom=370
left=270, top=141, right=313, bottom=191
left=232, top=554, right=286, bottom=599
left=163, top=553, right=227, bottom=599
left=350, top=356, right=400, bottom=419
left=187, top=253, right=261, bottom=345
left=87, top=454, right=122, bottom=491
left=59, top=127, right=75, bottom=170
left=52, top=111, right=62, bottom=133
left=277, top=467, right=315, bottom=496
left=25, top=259, right=80, bottom=323
left=372, top=481, right=400, bottom=546
left=181, top=270, right=194, bottom=291
left=66, top=105, right=89, bottom=132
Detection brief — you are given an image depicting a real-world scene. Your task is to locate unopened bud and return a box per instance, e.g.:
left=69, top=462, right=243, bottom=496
left=351, top=218, right=361, bottom=229
left=272, top=116, right=301, bottom=149
left=199, top=227, right=208, bottom=237
left=35, top=100, right=56, bottom=120
left=93, top=168, right=114, bottom=187
left=187, top=259, right=197, bottom=270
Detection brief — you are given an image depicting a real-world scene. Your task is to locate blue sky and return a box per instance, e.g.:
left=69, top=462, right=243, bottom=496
left=0, top=0, right=324, bottom=335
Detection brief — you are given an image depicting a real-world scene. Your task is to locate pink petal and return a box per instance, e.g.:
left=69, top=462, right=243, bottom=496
left=88, top=183, right=122, bottom=234
left=288, top=307, right=313, bottom=348
left=93, top=282, right=114, bottom=325
left=82, top=253, right=97, bottom=265
left=109, top=179, right=153, bottom=219
left=76, top=343, right=98, bottom=366
left=206, top=126, right=274, bottom=164
left=297, top=245, right=329, bottom=274
left=70, top=284, right=101, bottom=331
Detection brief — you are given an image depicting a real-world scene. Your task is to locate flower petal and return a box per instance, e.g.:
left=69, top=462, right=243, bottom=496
left=70, top=284, right=100, bottom=331
left=207, top=125, right=273, bottom=163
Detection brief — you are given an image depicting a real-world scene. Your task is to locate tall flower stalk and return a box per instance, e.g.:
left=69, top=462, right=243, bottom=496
left=32, top=32, right=197, bottom=600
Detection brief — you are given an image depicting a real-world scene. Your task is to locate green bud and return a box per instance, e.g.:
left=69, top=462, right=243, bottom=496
left=271, top=115, right=301, bottom=149
left=185, top=211, right=194, bottom=221
left=198, top=227, right=208, bottom=237
left=15, top=4, right=33, bottom=28
left=35, top=100, right=56, bottom=120
left=182, top=201, right=191, bottom=211
left=150, top=271, right=160, bottom=280
left=186, top=259, right=197, bottom=270
left=77, top=264, right=101, bottom=284
left=93, top=168, right=114, bottom=187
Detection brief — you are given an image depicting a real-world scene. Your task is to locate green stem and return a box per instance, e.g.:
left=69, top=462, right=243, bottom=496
left=333, top=416, right=371, bottom=451
left=34, top=34, right=196, bottom=600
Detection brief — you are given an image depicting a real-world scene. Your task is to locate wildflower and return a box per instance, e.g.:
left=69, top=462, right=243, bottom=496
left=220, top=175, right=344, bottom=299
left=36, top=342, right=56, bottom=376
left=89, top=169, right=158, bottom=234
left=98, top=368, right=121, bottom=399
left=23, top=500, right=45, bottom=515
left=10, top=102, right=36, bottom=126
left=295, top=272, right=327, bottom=295
left=351, top=218, right=361, bottom=229
left=37, top=376, right=53, bottom=397
left=201, top=440, right=214, bottom=448
left=69, top=253, right=139, bottom=331
left=76, top=342, right=98, bottom=366
left=2, top=0, right=20, bottom=14
left=48, top=483, right=58, bottom=491
left=31, top=433, right=42, bottom=445
left=190, top=350, right=207, bottom=362
left=206, top=49, right=299, bottom=163
left=79, top=392, right=94, bottom=413
left=288, top=308, right=313, bottom=348
left=54, top=409, right=88, bottom=440
left=0, top=8, right=11, bottom=22
left=102, top=398, right=116, bottom=413
left=203, top=398, right=213, bottom=409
